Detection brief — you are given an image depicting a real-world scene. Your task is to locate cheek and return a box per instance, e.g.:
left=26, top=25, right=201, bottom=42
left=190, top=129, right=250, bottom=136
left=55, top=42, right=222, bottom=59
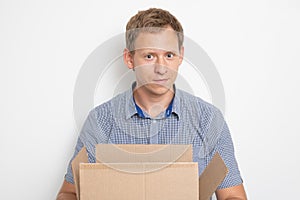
left=135, top=65, right=153, bottom=77
left=133, top=59, right=140, bottom=68
left=167, top=63, right=179, bottom=73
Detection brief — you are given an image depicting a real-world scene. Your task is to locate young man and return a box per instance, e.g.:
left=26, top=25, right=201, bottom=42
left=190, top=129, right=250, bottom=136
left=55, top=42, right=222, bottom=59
left=57, top=8, right=247, bottom=200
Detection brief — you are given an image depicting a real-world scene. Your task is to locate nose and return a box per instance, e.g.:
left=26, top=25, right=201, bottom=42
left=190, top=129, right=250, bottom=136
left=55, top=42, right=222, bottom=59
left=154, top=56, right=167, bottom=75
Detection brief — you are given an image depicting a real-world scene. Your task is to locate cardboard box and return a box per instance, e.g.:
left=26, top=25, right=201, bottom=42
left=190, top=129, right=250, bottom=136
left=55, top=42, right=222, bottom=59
left=72, top=144, right=227, bottom=200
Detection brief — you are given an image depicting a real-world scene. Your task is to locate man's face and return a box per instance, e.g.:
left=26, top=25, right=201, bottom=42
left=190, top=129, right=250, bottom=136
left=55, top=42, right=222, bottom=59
left=127, top=27, right=184, bottom=96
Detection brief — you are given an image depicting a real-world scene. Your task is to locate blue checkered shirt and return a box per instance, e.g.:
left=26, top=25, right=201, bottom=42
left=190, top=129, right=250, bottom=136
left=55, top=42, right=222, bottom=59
left=65, top=85, right=243, bottom=190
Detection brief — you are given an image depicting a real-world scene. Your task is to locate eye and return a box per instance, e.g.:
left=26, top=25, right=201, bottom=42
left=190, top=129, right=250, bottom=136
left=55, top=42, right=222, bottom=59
left=166, top=53, right=174, bottom=59
left=145, top=54, right=154, bottom=60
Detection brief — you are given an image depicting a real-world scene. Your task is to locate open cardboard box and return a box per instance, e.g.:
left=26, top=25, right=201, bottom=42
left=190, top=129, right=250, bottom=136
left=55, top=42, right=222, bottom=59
left=72, top=144, right=228, bottom=200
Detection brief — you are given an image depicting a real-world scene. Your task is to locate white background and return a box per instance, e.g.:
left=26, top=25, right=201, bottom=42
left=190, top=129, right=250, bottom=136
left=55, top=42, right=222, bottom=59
left=1, top=0, right=299, bottom=199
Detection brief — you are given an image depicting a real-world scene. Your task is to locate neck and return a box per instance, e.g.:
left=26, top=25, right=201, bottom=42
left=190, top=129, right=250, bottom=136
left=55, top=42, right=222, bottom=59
left=133, top=86, right=174, bottom=118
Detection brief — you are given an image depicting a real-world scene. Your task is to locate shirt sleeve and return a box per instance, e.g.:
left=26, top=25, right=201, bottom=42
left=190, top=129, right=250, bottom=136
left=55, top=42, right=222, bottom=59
left=64, top=137, right=84, bottom=184
left=198, top=102, right=243, bottom=189
left=64, top=109, right=99, bottom=184
left=216, top=120, right=243, bottom=189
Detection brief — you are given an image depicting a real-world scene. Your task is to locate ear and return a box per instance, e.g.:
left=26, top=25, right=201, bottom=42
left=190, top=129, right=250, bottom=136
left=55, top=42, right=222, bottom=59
left=178, top=46, right=184, bottom=65
left=123, top=48, right=134, bottom=70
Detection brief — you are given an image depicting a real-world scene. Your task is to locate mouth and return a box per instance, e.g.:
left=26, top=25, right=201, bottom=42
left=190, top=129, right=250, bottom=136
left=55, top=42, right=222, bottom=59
left=152, top=79, right=169, bottom=84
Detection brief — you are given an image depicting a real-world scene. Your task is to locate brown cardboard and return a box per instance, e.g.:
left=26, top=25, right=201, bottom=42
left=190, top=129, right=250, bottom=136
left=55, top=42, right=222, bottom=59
left=79, top=162, right=199, bottom=200
left=71, top=144, right=228, bottom=200
left=95, top=144, right=193, bottom=163
left=71, top=147, right=88, bottom=200
left=199, top=153, right=228, bottom=200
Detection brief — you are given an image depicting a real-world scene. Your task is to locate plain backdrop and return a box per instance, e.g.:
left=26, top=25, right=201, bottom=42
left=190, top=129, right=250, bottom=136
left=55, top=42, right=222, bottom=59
left=1, top=0, right=299, bottom=199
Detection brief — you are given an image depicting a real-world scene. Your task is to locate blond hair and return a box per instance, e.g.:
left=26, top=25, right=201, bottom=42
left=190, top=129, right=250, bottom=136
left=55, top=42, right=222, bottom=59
left=126, top=8, right=184, bottom=52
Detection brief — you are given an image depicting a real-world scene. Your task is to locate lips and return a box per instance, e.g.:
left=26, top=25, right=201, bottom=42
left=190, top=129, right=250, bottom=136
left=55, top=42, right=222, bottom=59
left=152, top=79, right=169, bottom=84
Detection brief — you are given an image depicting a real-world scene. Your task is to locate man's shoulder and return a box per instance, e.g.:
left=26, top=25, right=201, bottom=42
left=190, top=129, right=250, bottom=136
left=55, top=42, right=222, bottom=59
left=176, top=89, right=220, bottom=113
left=92, top=90, right=128, bottom=115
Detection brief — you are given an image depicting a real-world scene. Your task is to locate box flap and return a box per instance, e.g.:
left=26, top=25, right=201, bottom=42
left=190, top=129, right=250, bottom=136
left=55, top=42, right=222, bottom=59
left=95, top=144, right=192, bottom=163
left=199, top=152, right=228, bottom=200
left=79, top=162, right=198, bottom=200
left=71, top=147, right=88, bottom=200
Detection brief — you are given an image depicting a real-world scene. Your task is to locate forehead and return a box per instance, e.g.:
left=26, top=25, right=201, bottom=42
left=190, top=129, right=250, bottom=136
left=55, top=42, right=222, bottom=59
left=134, top=28, right=179, bottom=52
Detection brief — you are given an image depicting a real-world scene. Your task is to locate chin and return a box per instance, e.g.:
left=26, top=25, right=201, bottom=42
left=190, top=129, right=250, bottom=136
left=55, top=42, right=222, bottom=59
left=147, top=84, right=173, bottom=95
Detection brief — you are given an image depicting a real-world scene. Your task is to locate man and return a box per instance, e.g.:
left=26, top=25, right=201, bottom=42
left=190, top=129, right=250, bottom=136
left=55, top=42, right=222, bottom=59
left=57, top=8, right=247, bottom=200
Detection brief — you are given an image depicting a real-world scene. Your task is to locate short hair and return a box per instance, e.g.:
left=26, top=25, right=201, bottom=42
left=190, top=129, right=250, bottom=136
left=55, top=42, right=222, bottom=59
left=125, top=8, right=184, bottom=52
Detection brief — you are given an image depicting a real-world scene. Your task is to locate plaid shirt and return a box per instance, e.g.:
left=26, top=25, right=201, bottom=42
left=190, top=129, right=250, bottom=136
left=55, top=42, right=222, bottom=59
left=65, top=84, right=243, bottom=190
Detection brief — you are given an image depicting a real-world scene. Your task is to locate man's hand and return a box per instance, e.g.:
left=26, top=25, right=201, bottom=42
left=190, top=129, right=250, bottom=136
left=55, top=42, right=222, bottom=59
left=56, top=180, right=77, bottom=200
left=215, top=184, right=247, bottom=200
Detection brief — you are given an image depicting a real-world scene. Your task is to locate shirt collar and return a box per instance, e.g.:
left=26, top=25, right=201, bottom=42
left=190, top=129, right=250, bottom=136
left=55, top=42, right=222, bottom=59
left=125, top=82, right=181, bottom=119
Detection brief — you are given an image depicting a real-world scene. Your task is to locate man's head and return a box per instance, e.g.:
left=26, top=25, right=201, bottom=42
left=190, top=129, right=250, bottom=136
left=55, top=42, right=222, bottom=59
left=124, top=8, right=184, bottom=96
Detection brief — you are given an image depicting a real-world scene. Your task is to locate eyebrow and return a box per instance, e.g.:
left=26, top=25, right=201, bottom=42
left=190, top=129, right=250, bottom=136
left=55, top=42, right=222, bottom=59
left=138, top=48, right=179, bottom=54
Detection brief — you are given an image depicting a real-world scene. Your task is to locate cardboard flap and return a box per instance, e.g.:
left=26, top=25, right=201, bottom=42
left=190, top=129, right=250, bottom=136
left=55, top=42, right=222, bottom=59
left=71, top=147, right=88, bottom=200
left=199, top=152, right=228, bottom=200
left=95, top=144, right=192, bottom=163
